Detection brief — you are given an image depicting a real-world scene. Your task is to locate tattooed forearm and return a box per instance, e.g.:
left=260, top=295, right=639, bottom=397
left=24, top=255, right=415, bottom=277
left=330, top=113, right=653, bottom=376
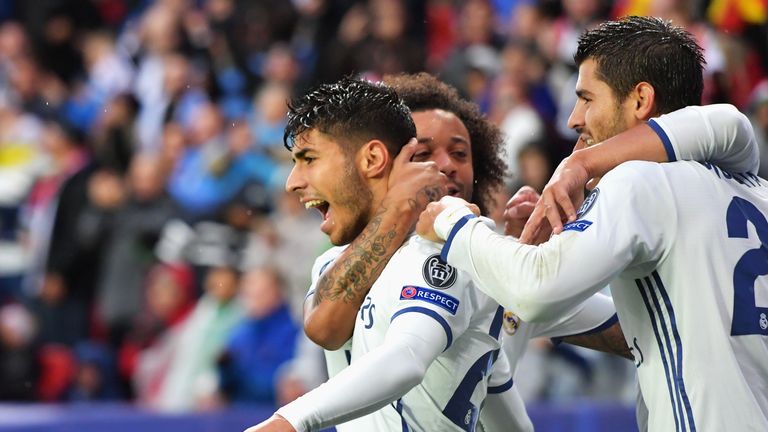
left=313, top=205, right=403, bottom=306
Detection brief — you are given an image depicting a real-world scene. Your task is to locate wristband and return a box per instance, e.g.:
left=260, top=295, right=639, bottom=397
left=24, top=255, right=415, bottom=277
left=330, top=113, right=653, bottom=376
left=434, top=204, right=476, bottom=241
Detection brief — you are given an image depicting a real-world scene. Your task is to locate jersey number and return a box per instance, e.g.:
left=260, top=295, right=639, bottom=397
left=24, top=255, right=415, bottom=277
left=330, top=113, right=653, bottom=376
left=726, top=196, right=768, bottom=336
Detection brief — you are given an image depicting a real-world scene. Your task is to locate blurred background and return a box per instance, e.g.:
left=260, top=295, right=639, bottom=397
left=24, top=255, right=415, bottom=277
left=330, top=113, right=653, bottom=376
left=0, top=0, right=765, bottom=430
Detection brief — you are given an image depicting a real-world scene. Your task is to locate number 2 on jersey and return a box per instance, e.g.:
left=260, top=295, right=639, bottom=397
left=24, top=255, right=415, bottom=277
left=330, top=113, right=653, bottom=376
left=726, top=196, right=768, bottom=336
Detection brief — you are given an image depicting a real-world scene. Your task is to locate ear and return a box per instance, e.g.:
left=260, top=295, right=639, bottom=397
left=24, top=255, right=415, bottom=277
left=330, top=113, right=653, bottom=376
left=358, top=140, right=391, bottom=179
left=629, top=82, right=656, bottom=121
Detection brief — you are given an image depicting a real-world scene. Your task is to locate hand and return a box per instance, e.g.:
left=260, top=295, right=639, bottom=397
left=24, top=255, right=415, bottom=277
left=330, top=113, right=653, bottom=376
left=519, top=150, right=591, bottom=244
left=416, top=196, right=479, bottom=243
left=386, top=139, right=448, bottom=217
left=243, top=414, right=296, bottom=432
left=502, top=186, right=539, bottom=237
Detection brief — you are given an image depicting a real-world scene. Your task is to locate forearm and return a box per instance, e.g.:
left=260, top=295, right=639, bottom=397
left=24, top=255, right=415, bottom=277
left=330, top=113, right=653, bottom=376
left=561, top=322, right=632, bottom=360
left=442, top=217, right=620, bottom=322
left=279, top=316, right=443, bottom=431
left=574, top=124, right=665, bottom=180
left=577, top=104, right=758, bottom=179
left=305, top=201, right=416, bottom=349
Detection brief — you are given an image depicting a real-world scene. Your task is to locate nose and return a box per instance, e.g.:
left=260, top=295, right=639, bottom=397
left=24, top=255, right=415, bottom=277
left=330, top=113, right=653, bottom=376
left=285, top=165, right=304, bottom=193
left=432, top=150, right=456, bottom=177
left=567, top=102, right=584, bottom=132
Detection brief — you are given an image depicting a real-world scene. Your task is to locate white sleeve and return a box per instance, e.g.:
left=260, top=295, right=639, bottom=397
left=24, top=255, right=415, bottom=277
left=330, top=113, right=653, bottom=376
left=478, top=386, right=533, bottom=432
left=438, top=162, right=675, bottom=323
left=649, top=104, right=759, bottom=173
left=529, top=292, right=617, bottom=340
left=479, top=349, right=533, bottom=432
left=276, top=310, right=446, bottom=431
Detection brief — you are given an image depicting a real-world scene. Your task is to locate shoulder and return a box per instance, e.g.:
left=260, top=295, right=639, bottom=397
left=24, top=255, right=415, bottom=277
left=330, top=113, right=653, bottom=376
left=311, top=245, right=347, bottom=274
left=605, top=160, right=664, bottom=180
left=598, top=160, right=686, bottom=196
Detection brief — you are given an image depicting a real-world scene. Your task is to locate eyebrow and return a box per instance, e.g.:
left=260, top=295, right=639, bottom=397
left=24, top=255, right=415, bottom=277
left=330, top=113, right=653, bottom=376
left=575, top=89, right=594, bottom=99
left=417, top=136, right=470, bottom=145
left=292, top=148, right=312, bottom=161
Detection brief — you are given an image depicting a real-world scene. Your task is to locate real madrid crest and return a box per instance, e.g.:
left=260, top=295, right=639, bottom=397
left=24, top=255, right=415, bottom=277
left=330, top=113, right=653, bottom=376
left=503, top=310, right=520, bottom=335
left=422, top=254, right=457, bottom=289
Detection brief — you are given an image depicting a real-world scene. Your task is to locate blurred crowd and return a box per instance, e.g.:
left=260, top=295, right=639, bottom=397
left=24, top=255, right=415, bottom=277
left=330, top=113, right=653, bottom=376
left=0, top=0, right=766, bottom=413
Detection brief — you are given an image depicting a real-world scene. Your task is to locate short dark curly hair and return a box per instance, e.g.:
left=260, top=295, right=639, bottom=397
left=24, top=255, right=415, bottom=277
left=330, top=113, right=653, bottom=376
left=383, top=73, right=507, bottom=215
left=574, top=16, right=705, bottom=115
left=283, top=77, right=416, bottom=156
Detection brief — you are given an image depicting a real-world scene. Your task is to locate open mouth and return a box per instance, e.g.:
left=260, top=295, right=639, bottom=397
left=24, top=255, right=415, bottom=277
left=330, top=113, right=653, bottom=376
left=447, top=185, right=461, bottom=197
left=305, top=199, right=330, bottom=218
left=580, top=135, right=596, bottom=147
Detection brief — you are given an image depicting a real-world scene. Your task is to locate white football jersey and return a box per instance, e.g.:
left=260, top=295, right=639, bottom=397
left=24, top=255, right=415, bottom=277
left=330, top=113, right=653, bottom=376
left=307, top=235, right=617, bottom=432
left=306, top=245, right=353, bottom=379
left=328, top=235, right=505, bottom=432
left=603, top=161, right=768, bottom=431
left=444, top=161, right=768, bottom=431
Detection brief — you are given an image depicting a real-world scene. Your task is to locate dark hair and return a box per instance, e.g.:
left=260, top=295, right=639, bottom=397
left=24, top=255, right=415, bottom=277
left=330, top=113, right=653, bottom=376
left=574, top=16, right=705, bottom=114
left=283, top=77, right=415, bottom=156
left=383, top=73, right=506, bottom=215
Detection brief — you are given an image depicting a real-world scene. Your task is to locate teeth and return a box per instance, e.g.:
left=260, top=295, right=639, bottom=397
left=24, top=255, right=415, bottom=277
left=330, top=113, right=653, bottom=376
left=585, top=138, right=596, bottom=147
left=305, top=199, right=326, bottom=209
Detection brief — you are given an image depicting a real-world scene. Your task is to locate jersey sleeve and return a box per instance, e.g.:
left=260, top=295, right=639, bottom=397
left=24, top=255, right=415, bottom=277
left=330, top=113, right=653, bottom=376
left=649, top=104, right=759, bottom=174
left=276, top=308, right=447, bottom=431
left=440, top=161, right=676, bottom=323
left=387, top=248, right=474, bottom=351
left=478, top=381, right=533, bottom=432
left=527, top=292, right=617, bottom=339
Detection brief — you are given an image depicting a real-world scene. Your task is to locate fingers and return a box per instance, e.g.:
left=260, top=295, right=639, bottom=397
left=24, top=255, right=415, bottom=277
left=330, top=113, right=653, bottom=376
left=395, top=138, right=419, bottom=165
left=586, top=177, right=599, bottom=191
left=505, top=201, right=535, bottom=220
left=468, top=203, right=481, bottom=216
left=552, top=186, right=577, bottom=223
left=544, top=198, right=565, bottom=235
left=415, top=201, right=443, bottom=242
left=505, top=186, right=539, bottom=209
left=519, top=203, right=545, bottom=244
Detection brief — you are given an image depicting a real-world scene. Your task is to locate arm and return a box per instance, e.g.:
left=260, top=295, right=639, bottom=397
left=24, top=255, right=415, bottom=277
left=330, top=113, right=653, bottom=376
left=479, top=387, right=533, bottom=432
left=479, top=350, right=534, bottom=432
left=561, top=321, right=632, bottom=360
left=529, top=291, right=632, bottom=360
left=520, top=104, right=758, bottom=242
left=248, top=312, right=447, bottom=432
left=418, top=164, right=671, bottom=322
left=304, top=141, right=447, bottom=349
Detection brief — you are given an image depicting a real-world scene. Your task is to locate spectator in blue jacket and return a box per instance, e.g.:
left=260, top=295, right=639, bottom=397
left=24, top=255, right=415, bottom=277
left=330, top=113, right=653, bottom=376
left=217, top=266, right=298, bottom=407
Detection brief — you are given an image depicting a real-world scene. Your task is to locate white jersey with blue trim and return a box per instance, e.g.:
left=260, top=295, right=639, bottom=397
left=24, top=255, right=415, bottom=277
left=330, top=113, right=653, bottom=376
left=497, top=291, right=617, bottom=374
left=443, top=161, right=768, bottom=431
left=331, top=234, right=502, bottom=432
left=306, top=245, right=353, bottom=379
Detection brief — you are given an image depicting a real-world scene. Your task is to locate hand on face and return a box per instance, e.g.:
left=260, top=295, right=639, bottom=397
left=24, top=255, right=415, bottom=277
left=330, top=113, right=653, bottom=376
left=386, top=138, right=448, bottom=216
left=416, top=196, right=480, bottom=243
left=519, top=140, right=590, bottom=244
left=243, top=415, right=296, bottom=432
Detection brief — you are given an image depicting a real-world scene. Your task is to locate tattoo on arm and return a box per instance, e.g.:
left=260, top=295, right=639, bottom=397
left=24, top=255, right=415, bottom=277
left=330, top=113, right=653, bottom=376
left=313, top=206, right=401, bottom=306
left=312, top=183, right=445, bottom=307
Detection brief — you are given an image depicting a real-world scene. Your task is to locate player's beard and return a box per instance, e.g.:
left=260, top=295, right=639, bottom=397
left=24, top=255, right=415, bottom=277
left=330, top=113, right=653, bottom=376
left=328, top=161, right=374, bottom=246
left=593, top=104, right=633, bottom=144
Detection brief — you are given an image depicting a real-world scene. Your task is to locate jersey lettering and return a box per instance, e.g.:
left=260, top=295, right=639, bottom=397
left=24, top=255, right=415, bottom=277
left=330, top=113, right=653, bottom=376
left=726, top=196, right=768, bottom=336
left=360, top=296, right=376, bottom=329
